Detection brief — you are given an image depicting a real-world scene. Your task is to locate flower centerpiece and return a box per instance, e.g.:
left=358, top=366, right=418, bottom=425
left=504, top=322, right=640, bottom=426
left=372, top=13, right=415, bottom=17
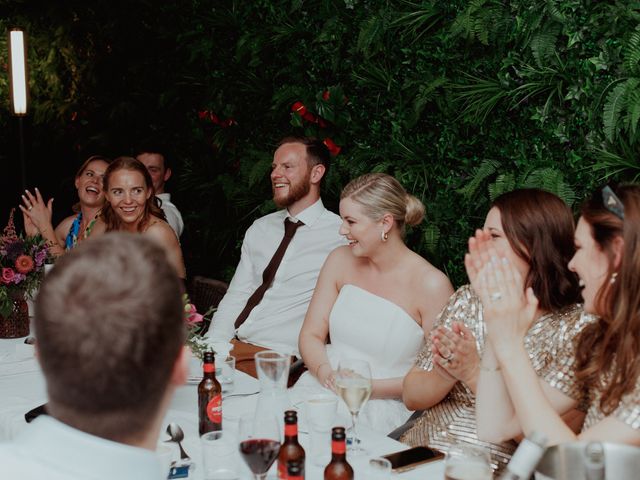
left=0, top=210, right=49, bottom=338
left=183, top=294, right=215, bottom=360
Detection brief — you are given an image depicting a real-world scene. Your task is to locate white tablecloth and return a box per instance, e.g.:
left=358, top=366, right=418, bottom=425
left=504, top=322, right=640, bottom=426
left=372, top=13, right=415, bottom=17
left=0, top=338, right=444, bottom=479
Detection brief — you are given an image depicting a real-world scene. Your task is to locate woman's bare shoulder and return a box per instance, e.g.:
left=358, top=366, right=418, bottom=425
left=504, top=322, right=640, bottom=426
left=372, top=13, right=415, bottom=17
left=145, top=220, right=179, bottom=243
left=408, top=252, right=453, bottom=293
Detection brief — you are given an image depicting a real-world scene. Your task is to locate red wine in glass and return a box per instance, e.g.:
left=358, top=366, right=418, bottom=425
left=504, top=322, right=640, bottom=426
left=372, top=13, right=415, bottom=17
left=238, top=416, right=281, bottom=480
left=239, top=439, right=280, bottom=476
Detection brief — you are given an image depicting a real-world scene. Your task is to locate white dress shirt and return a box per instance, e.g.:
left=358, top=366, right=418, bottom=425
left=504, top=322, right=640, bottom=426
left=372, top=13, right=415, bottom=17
left=206, top=199, right=345, bottom=355
left=0, top=415, right=162, bottom=480
left=157, top=192, right=184, bottom=238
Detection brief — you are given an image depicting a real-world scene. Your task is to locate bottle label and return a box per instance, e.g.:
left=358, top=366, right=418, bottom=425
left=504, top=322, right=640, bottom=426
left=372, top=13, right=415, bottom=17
left=331, top=440, right=346, bottom=454
left=284, top=423, right=298, bottom=437
left=206, top=394, right=222, bottom=423
left=203, top=363, right=215, bottom=373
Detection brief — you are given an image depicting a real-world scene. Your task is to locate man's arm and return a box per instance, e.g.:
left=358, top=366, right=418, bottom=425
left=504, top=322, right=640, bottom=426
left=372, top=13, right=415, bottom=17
left=205, top=229, right=257, bottom=350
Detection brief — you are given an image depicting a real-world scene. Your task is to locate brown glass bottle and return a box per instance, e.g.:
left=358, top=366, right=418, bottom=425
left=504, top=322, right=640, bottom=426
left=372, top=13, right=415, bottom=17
left=198, top=351, right=222, bottom=435
left=324, top=427, right=353, bottom=480
left=287, top=460, right=304, bottom=480
left=278, top=410, right=305, bottom=479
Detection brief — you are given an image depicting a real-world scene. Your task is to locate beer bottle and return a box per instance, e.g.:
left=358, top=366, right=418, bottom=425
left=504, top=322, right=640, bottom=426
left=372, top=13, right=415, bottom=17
left=198, top=351, right=222, bottom=435
left=287, top=460, right=304, bottom=480
left=278, top=410, right=305, bottom=479
left=324, top=427, right=353, bottom=480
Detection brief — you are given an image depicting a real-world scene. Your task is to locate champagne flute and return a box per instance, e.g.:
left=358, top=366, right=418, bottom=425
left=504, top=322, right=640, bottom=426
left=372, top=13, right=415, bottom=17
left=335, top=358, right=372, bottom=454
left=238, top=415, right=281, bottom=480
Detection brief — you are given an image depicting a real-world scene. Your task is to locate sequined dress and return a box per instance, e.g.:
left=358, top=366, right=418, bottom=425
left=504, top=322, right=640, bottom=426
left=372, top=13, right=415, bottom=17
left=399, top=285, right=588, bottom=474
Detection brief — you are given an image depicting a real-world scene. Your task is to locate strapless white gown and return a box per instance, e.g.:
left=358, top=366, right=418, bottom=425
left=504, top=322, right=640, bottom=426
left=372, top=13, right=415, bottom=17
left=290, top=284, right=425, bottom=434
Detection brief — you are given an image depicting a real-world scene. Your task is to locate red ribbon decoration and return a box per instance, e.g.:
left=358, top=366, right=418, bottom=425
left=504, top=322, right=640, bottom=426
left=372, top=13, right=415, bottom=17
left=323, top=138, right=341, bottom=156
left=291, top=101, right=331, bottom=128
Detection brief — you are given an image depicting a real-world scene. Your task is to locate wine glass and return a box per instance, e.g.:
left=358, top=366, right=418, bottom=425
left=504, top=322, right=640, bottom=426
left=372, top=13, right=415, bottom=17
left=238, top=415, right=281, bottom=480
left=335, top=358, right=372, bottom=455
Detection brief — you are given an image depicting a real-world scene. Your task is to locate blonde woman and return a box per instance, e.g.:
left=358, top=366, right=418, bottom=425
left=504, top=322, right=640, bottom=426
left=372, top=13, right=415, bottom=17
left=293, top=173, right=453, bottom=434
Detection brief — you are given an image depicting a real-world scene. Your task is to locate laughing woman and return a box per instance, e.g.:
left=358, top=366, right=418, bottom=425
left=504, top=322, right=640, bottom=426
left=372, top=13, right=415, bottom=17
left=294, top=173, right=453, bottom=434
left=20, top=155, right=111, bottom=257
left=101, top=157, right=186, bottom=279
left=472, top=185, right=640, bottom=446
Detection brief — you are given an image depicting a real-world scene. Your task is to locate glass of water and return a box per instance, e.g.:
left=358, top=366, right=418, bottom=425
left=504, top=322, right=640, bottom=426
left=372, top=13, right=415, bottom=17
left=444, top=443, right=492, bottom=480
left=216, top=355, right=236, bottom=393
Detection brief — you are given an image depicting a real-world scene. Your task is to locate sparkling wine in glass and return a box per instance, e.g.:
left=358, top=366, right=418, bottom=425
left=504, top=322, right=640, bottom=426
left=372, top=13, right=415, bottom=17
left=335, top=359, right=372, bottom=454
left=238, top=416, right=281, bottom=480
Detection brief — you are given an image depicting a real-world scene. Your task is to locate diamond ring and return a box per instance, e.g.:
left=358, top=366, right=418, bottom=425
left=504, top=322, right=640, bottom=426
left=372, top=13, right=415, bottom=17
left=490, top=291, right=503, bottom=302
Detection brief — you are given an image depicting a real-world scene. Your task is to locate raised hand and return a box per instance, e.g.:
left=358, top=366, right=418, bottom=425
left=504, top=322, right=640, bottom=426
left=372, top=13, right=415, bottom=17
left=471, top=241, right=539, bottom=360
left=431, top=322, right=480, bottom=388
left=19, top=188, right=54, bottom=234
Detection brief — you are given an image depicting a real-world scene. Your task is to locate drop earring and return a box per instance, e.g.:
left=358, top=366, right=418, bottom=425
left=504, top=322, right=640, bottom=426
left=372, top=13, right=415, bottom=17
left=610, top=272, right=618, bottom=284
left=381, top=230, right=388, bottom=242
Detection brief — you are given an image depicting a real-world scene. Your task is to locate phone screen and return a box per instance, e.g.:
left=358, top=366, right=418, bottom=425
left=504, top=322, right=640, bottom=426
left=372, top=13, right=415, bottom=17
left=382, top=446, right=445, bottom=471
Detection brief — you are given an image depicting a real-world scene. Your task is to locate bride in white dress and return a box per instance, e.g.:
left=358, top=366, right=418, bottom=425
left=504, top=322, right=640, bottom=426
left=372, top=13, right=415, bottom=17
left=294, top=173, right=453, bottom=434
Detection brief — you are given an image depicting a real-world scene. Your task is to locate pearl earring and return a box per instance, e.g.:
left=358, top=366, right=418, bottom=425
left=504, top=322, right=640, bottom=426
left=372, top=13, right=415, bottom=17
left=610, top=272, right=618, bottom=284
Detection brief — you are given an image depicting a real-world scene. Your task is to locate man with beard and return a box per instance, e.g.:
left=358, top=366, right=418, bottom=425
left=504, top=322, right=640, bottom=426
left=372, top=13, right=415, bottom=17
left=205, top=137, right=345, bottom=377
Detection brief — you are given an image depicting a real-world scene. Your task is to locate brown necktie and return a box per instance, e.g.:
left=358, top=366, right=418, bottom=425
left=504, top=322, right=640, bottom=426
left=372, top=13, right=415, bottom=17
left=234, top=218, right=305, bottom=329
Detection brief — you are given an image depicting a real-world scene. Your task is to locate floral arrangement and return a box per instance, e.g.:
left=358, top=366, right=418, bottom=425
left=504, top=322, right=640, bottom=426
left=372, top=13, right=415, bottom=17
left=183, top=294, right=215, bottom=360
left=0, top=210, right=49, bottom=317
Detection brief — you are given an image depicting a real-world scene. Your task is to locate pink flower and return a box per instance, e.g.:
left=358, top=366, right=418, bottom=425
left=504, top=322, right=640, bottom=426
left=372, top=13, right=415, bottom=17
left=1, top=268, right=15, bottom=285
left=15, top=255, right=34, bottom=274
left=184, top=303, right=204, bottom=326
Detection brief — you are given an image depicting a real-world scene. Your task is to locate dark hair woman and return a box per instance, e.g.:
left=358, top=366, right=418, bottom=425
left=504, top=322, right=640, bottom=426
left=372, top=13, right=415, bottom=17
left=20, top=155, right=111, bottom=257
left=473, top=184, right=640, bottom=447
left=400, top=189, right=584, bottom=475
left=102, top=156, right=186, bottom=278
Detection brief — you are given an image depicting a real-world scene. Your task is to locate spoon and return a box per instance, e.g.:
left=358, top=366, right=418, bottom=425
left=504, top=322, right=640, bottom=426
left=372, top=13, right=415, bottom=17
left=165, top=423, right=190, bottom=460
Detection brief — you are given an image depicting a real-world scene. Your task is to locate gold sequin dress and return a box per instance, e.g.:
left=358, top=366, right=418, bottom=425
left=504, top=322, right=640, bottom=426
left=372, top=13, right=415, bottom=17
left=399, top=285, right=589, bottom=474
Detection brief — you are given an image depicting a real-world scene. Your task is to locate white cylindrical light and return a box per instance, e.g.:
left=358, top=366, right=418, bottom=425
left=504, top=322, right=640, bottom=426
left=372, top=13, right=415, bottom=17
left=9, top=29, right=28, bottom=115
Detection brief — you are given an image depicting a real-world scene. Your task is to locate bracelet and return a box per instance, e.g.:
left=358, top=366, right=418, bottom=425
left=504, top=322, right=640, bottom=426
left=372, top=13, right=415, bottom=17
left=315, top=362, right=330, bottom=377
left=479, top=363, right=501, bottom=372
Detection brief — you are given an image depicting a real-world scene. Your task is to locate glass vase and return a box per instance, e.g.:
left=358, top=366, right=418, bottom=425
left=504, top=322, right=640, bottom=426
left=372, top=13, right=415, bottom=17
left=0, top=291, right=29, bottom=338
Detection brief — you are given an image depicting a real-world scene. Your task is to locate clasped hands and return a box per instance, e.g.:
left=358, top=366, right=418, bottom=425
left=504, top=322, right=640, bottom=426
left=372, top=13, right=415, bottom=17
left=431, top=321, right=479, bottom=387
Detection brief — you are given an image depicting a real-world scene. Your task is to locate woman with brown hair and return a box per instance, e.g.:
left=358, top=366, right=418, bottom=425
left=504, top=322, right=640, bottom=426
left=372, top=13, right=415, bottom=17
left=20, top=155, right=111, bottom=256
left=399, top=189, right=586, bottom=474
left=472, top=185, right=640, bottom=446
left=102, top=156, right=186, bottom=278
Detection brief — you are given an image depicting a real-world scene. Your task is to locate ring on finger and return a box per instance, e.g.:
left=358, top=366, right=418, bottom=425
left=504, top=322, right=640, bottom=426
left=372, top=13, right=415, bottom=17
left=441, top=351, right=453, bottom=361
left=490, top=291, right=503, bottom=302
left=28, top=206, right=33, bottom=211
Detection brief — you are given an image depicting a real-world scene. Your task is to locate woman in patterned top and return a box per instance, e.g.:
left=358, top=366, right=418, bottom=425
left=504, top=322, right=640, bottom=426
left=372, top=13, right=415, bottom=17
left=473, top=185, right=640, bottom=446
left=20, top=155, right=111, bottom=257
left=399, top=189, right=585, bottom=474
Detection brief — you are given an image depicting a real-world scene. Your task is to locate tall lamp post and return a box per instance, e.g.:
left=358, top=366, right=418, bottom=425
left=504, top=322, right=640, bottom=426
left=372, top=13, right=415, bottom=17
left=8, top=28, right=29, bottom=192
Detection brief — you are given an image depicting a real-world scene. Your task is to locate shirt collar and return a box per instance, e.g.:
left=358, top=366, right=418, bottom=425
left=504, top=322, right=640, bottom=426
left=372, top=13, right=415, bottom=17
left=156, top=192, right=171, bottom=201
left=286, top=198, right=326, bottom=227
left=15, top=416, right=161, bottom=480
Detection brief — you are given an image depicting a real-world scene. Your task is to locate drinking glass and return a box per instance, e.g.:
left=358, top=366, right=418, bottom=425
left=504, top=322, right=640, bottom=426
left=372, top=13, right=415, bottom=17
left=369, top=457, right=392, bottom=479
left=444, top=443, right=492, bottom=480
left=238, top=416, right=281, bottom=480
left=305, top=394, right=338, bottom=466
left=335, top=359, right=372, bottom=454
left=201, top=430, right=238, bottom=480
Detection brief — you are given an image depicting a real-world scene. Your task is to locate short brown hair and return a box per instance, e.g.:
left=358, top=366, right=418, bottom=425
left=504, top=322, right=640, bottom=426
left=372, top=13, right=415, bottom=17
left=492, top=189, right=580, bottom=311
left=278, top=136, right=331, bottom=176
left=35, top=233, right=185, bottom=441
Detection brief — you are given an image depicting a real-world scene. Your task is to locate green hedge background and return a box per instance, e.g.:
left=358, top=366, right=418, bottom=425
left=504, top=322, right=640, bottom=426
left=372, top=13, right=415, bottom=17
left=1, top=0, right=639, bottom=286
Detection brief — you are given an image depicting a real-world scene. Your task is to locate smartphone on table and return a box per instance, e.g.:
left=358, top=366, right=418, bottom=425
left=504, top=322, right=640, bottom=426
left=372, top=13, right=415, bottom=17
left=382, top=445, right=445, bottom=472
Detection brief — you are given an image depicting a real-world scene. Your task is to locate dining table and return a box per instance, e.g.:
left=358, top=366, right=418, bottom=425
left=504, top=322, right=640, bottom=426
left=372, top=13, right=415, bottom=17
left=0, top=337, right=446, bottom=479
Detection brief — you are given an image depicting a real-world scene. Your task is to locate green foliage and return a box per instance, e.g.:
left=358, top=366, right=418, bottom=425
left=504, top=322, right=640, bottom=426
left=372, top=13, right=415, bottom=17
left=3, top=0, right=640, bottom=287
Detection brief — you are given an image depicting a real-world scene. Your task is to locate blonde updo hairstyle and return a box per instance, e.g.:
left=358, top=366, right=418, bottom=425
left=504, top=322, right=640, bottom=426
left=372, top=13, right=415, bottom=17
left=340, top=173, right=425, bottom=236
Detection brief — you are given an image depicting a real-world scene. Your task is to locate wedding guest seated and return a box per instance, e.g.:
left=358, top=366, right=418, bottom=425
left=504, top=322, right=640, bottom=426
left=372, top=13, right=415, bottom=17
left=136, top=145, right=184, bottom=239
left=293, top=173, right=453, bottom=434
left=102, top=156, right=186, bottom=278
left=0, top=233, right=189, bottom=479
left=473, top=185, right=640, bottom=447
left=205, top=137, right=345, bottom=377
left=399, top=189, right=587, bottom=474
left=19, top=155, right=111, bottom=256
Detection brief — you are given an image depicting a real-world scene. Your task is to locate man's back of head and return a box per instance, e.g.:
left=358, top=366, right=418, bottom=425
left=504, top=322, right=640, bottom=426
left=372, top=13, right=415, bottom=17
left=35, top=232, right=185, bottom=444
